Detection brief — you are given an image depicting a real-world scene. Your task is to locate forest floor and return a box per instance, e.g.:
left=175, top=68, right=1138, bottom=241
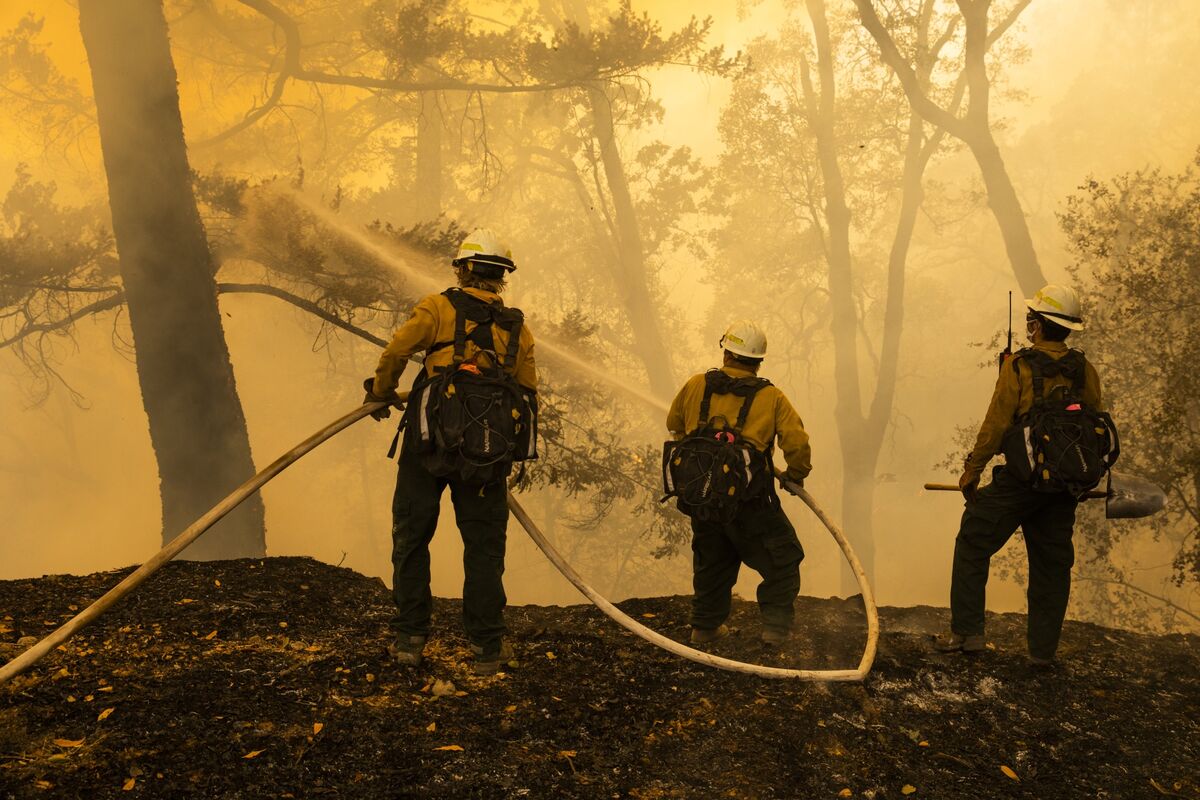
left=0, top=557, right=1196, bottom=799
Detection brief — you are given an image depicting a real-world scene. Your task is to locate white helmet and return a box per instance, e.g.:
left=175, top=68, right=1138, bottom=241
left=453, top=228, right=516, bottom=277
left=1026, top=284, right=1084, bottom=331
left=720, top=319, right=767, bottom=359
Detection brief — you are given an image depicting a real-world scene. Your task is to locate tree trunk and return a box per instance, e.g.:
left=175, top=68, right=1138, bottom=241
left=415, top=90, right=442, bottom=220
left=587, top=85, right=677, bottom=400
left=803, top=0, right=875, bottom=591
left=79, top=0, right=265, bottom=558
left=965, top=130, right=1045, bottom=297
left=839, top=460, right=876, bottom=589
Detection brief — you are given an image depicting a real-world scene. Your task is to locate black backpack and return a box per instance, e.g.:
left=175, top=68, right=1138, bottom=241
left=661, top=370, right=773, bottom=522
left=401, top=289, right=537, bottom=483
left=1001, top=348, right=1119, bottom=497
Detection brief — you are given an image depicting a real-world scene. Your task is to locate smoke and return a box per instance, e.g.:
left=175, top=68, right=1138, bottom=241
left=2, top=0, right=1199, bottom=634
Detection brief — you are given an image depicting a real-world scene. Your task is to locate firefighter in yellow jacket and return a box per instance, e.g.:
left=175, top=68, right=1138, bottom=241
left=666, top=320, right=811, bottom=645
left=365, top=229, right=536, bottom=675
left=936, top=284, right=1104, bottom=666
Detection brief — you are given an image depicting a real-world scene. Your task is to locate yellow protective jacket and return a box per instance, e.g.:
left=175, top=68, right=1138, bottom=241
left=373, top=287, right=537, bottom=396
left=666, top=365, right=812, bottom=482
left=964, top=340, right=1103, bottom=482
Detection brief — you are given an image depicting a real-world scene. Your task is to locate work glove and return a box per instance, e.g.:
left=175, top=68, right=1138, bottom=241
left=362, top=378, right=399, bottom=421
left=958, top=469, right=980, bottom=504
left=780, top=472, right=805, bottom=496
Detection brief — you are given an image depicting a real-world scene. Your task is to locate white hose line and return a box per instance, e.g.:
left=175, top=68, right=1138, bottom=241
left=0, top=401, right=392, bottom=686
left=510, top=484, right=878, bottom=681
left=1, top=401, right=878, bottom=686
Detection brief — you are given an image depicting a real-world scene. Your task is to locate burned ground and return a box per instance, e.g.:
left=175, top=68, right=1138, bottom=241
left=0, top=557, right=1196, bottom=799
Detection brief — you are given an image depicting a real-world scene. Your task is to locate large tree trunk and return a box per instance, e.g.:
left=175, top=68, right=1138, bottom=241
left=414, top=90, right=442, bottom=220
left=587, top=85, right=677, bottom=400
left=965, top=131, right=1044, bottom=296
left=851, top=0, right=1048, bottom=296
left=803, top=0, right=876, bottom=588
left=79, top=0, right=265, bottom=558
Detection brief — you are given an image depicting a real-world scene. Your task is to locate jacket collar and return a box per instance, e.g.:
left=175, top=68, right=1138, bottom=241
left=458, top=286, right=503, bottom=305
left=1032, top=340, right=1069, bottom=355
left=721, top=365, right=758, bottom=379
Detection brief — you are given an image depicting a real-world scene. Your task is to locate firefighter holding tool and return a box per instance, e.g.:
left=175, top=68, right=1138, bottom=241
left=935, top=284, right=1117, bottom=667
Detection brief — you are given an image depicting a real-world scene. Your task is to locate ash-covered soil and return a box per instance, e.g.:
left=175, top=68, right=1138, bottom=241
left=0, top=557, right=1196, bottom=799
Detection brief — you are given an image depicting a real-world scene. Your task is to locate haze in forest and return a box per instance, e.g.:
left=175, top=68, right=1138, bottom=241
left=2, top=0, right=1198, bottom=636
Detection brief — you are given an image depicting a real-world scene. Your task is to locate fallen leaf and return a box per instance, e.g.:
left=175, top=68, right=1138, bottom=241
left=242, top=749, right=265, bottom=759
left=203, top=631, right=217, bottom=641
left=278, top=622, right=288, bottom=628
left=97, top=686, right=114, bottom=693
left=312, top=722, right=324, bottom=735
left=918, top=741, right=929, bottom=748
left=901, top=785, right=916, bottom=795
left=838, top=790, right=852, bottom=798
left=433, top=745, right=463, bottom=752
left=84, top=694, right=94, bottom=702
left=454, top=691, right=468, bottom=697
left=214, top=579, right=221, bottom=587
left=123, top=777, right=136, bottom=791
left=431, top=679, right=456, bottom=697
left=53, top=738, right=83, bottom=748
left=97, top=707, right=115, bottom=722
left=1000, top=765, right=1019, bottom=782
left=33, top=780, right=52, bottom=790
left=558, top=750, right=577, bottom=758
left=640, top=613, right=656, bottom=619
left=426, top=722, right=436, bottom=732
left=504, top=705, right=517, bottom=713
left=177, top=599, right=195, bottom=604
left=545, top=651, right=557, bottom=660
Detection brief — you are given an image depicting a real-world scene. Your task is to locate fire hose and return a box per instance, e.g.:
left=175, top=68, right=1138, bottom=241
left=0, top=400, right=878, bottom=685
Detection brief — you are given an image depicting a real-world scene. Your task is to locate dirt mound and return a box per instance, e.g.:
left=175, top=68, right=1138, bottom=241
left=1, top=557, right=1196, bottom=799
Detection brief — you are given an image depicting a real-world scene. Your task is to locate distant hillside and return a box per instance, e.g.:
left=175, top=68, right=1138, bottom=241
left=1, top=557, right=1196, bottom=799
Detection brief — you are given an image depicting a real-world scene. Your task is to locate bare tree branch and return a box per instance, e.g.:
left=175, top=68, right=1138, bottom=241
left=0, top=291, right=125, bottom=350
left=0, top=282, right=392, bottom=352
left=216, top=282, right=388, bottom=347
left=1076, top=574, right=1200, bottom=623
left=196, top=0, right=623, bottom=147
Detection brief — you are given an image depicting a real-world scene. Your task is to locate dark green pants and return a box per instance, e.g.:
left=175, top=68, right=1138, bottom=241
left=950, top=466, right=1078, bottom=660
left=390, top=439, right=509, bottom=654
left=690, top=499, right=804, bottom=633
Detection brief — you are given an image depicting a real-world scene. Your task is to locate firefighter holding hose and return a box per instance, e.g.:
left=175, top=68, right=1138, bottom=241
left=662, top=320, right=812, bottom=646
left=364, top=229, right=538, bottom=675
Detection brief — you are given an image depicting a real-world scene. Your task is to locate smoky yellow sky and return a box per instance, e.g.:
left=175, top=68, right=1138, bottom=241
left=2, top=1, right=1198, bottom=632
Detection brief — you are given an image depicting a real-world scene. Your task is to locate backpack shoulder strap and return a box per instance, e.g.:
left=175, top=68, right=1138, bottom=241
left=1014, top=347, right=1051, bottom=407
left=732, top=378, right=771, bottom=430
left=699, top=369, right=725, bottom=426
left=1062, top=349, right=1088, bottom=395
left=497, top=306, right=524, bottom=372
left=443, top=288, right=498, bottom=362
left=699, top=371, right=770, bottom=431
